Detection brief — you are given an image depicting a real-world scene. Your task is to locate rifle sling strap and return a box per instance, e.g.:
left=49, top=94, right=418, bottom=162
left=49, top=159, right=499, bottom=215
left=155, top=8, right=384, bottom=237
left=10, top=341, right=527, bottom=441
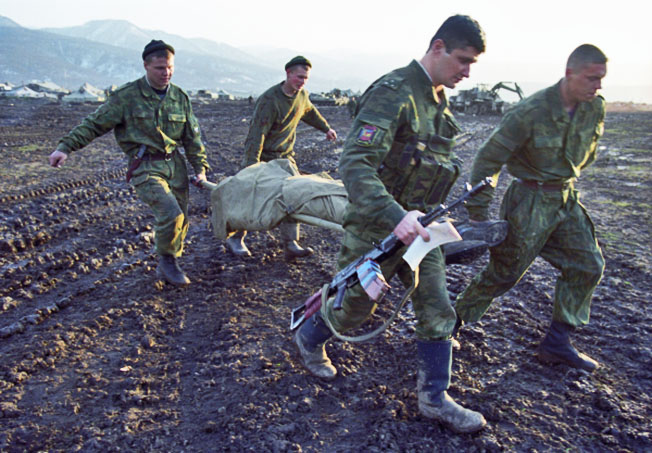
left=321, top=266, right=419, bottom=343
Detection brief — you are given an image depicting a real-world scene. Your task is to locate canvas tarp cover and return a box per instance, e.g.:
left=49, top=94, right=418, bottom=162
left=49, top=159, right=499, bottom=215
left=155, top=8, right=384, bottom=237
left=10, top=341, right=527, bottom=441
left=209, top=159, right=348, bottom=239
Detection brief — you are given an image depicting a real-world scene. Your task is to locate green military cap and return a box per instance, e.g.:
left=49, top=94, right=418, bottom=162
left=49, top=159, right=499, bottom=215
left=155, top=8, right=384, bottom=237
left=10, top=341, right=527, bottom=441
left=285, top=55, right=312, bottom=70
left=142, top=40, right=175, bottom=60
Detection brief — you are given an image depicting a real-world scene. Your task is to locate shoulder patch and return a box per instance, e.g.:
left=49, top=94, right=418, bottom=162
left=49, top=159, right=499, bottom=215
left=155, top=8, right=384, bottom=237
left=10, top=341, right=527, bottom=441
left=354, top=124, right=385, bottom=147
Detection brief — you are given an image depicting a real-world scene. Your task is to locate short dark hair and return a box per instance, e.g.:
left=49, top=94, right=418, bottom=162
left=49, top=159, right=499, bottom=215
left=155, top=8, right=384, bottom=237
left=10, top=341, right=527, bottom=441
left=567, top=44, right=608, bottom=70
left=428, top=15, right=486, bottom=54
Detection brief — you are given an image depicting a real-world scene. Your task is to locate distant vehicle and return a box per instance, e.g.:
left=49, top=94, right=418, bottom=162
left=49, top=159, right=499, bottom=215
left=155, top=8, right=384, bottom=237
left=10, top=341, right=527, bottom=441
left=450, top=81, right=524, bottom=115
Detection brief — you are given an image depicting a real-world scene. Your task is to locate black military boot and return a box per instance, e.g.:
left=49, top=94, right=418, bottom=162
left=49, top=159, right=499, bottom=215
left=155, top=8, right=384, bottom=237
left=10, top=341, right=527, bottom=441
left=280, top=222, right=313, bottom=259
left=537, top=320, right=599, bottom=372
left=294, top=313, right=336, bottom=380
left=417, top=340, right=486, bottom=433
left=285, top=240, right=314, bottom=259
left=157, top=255, right=190, bottom=286
left=225, top=231, right=251, bottom=257
left=443, top=240, right=488, bottom=265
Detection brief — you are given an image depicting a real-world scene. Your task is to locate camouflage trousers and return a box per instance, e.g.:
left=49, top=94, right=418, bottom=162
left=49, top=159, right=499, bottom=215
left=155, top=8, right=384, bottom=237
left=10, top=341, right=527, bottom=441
left=321, top=228, right=457, bottom=340
left=129, top=152, right=190, bottom=257
left=455, top=182, right=605, bottom=326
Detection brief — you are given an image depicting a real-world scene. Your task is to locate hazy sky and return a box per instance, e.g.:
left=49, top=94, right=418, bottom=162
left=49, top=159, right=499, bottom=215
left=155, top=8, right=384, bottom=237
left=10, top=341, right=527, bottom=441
left=2, top=0, right=650, bottom=102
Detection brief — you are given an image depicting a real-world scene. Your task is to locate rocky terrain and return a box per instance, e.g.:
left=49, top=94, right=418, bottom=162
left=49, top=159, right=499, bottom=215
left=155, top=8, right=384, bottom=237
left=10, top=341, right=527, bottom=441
left=0, top=97, right=650, bottom=452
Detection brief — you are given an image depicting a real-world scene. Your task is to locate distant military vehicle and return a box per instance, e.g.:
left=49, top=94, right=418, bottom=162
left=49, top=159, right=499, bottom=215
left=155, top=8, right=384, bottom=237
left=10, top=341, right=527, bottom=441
left=450, top=81, right=524, bottom=115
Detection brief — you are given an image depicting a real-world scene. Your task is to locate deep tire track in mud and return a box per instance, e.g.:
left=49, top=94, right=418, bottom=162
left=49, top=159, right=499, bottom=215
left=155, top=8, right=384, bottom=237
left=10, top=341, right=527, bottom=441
left=1, top=98, right=650, bottom=452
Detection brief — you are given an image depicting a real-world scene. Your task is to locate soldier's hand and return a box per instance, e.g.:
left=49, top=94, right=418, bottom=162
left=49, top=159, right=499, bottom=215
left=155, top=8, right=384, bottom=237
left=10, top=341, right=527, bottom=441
left=49, top=150, right=68, bottom=168
left=393, top=210, right=430, bottom=246
left=326, top=129, right=337, bottom=142
left=192, top=172, right=207, bottom=187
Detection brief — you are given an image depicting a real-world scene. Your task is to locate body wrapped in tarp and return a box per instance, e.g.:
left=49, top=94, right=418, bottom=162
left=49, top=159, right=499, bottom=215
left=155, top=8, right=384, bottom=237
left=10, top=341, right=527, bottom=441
left=209, top=159, right=348, bottom=240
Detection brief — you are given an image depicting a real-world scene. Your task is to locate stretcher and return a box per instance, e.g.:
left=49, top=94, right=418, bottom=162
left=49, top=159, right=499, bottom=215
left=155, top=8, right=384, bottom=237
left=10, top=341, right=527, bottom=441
left=197, top=159, right=507, bottom=265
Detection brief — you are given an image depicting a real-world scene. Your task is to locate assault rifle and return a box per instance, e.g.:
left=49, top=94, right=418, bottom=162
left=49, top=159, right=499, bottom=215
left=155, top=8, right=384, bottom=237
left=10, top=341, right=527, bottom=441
left=289, top=177, right=492, bottom=330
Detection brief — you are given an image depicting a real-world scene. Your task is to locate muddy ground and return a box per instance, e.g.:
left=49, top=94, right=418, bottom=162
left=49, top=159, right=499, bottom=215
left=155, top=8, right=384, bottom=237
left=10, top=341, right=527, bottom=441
left=0, top=96, right=650, bottom=452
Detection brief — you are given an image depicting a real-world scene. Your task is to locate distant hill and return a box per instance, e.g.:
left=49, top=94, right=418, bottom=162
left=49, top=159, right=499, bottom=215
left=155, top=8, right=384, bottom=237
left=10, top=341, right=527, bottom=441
left=0, top=26, right=141, bottom=89
left=41, top=19, right=261, bottom=66
left=0, top=17, right=280, bottom=95
left=0, top=16, right=21, bottom=27
left=0, top=16, right=377, bottom=96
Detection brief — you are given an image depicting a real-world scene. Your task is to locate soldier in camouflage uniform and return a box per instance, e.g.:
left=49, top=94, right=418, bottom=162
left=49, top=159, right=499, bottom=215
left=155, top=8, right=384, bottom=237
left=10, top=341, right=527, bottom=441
left=226, top=56, right=337, bottom=259
left=294, top=16, right=487, bottom=434
left=48, top=40, right=209, bottom=287
left=455, top=44, right=608, bottom=372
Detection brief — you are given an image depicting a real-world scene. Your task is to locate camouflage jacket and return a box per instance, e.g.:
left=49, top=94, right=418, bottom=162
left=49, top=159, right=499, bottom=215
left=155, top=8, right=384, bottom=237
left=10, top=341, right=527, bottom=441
left=466, top=79, right=606, bottom=220
left=339, top=60, right=462, bottom=241
left=242, top=82, right=331, bottom=167
left=56, top=77, right=209, bottom=174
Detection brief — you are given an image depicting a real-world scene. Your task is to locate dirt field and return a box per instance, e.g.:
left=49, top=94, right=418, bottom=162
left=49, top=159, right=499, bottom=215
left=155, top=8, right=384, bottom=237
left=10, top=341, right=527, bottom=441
left=0, top=97, right=650, bottom=452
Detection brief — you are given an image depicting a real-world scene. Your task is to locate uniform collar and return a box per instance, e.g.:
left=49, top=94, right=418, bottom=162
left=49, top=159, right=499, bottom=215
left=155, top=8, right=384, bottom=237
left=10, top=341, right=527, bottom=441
left=278, top=81, right=302, bottom=99
left=415, top=59, right=433, bottom=83
left=548, top=78, right=595, bottom=123
left=408, top=59, right=447, bottom=107
left=138, top=76, right=179, bottom=101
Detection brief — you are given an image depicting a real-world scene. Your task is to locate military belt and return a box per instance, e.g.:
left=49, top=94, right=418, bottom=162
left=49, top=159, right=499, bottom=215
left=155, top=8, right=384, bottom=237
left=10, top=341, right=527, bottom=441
left=516, top=178, right=572, bottom=192
left=142, top=149, right=177, bottom=161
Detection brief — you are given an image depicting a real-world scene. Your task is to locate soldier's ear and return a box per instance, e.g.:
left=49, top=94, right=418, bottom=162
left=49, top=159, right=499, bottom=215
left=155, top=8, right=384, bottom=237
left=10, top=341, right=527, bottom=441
left=429, top=39, right=447, bottom=55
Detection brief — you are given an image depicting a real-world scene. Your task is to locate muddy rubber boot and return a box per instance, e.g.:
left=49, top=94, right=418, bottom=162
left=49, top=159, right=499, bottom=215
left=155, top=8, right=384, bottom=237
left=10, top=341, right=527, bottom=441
left=285, top=240, right=314, bottom=259
left=157, top=255, right=190, bottom=286
left=417, top=340, right=486, bottom=434
left=280, top=222, right=313, bottom=259
left=294, top=313, right=336, bottom=380
left=537, top=321, right=599, bottom=372
left=226, top=231, right=251, bottom=257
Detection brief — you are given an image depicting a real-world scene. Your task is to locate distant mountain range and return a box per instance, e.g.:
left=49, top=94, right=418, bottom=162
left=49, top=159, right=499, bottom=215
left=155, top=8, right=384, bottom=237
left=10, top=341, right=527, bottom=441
left=1, top=15, right=650, bottom=103
left=0, top=15, right=373, bottom=96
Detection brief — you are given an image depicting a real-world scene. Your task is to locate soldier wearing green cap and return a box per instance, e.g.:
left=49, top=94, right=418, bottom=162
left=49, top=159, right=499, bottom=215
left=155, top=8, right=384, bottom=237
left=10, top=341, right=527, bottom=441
left=294, top=15, right=488, bottom=434
left=226, top=55, right=338, bottom=259
left=48, top=39, right=209, bottom=287
left=454, top=44, right=608, bottom=373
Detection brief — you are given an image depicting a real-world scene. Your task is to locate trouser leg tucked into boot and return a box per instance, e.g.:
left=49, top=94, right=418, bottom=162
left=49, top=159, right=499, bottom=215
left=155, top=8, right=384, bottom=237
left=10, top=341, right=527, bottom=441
left=226, top=230, right=251, bottom=257
left=280, top=222, right=313, bottom=259
left=294, top=313, right=336, bottom=380
left=537, top=320, right=599, bottom=372
left=157, top=254, right=190, bottom=286
left=417, top=339, right=486, bottom=434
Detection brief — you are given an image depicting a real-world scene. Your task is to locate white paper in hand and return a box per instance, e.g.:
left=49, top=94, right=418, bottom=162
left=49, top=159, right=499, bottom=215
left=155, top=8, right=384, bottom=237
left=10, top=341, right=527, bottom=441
left=402, top=221, right=462, bottom=271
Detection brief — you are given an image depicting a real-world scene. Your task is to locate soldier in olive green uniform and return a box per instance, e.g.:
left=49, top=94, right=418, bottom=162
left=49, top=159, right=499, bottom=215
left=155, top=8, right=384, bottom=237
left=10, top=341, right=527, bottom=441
left=49, top=40, right=209, bottom=286
left=295, top=16, right=488, bottom=434
left=226, top=56, right=337, bottom=259
left=455, top=44, right=608, bottom=372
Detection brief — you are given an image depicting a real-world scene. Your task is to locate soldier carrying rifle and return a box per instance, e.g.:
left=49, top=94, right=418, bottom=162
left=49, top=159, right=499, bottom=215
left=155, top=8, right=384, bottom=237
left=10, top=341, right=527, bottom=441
left=293, top=15, right=488, bottom=434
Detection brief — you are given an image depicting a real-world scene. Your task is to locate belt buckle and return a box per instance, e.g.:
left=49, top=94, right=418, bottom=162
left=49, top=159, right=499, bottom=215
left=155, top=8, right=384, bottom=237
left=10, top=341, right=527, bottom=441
left=164, top=153, right=173, bottom=161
